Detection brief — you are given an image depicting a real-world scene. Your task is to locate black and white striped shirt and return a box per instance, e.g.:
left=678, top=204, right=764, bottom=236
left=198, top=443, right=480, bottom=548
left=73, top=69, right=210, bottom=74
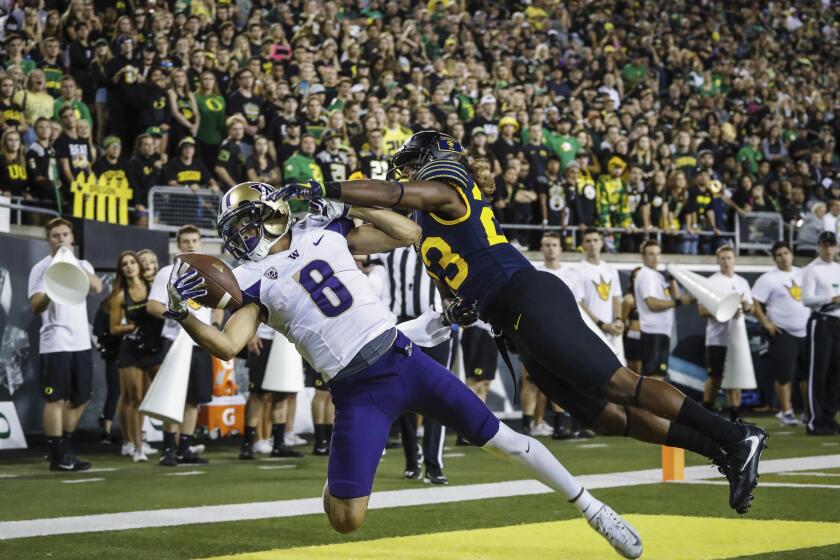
left=372, top=247, right=442, bottom=321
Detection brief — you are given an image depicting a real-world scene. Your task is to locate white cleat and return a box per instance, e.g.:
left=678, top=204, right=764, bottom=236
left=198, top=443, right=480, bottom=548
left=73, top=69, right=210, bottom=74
left=254, top=439, right=272, bottom=454
left=531, top=421, right=553, bottom=437
left=121, top=442, right=135, bottom=456
left=132, top=450, right=148, bottom=463
left=188, top=444, right=206, bottom=455
left=284, top=433, right=307, bottom=447
left=141, top=442, right=158, bottom=455
left=587, top=505, right=643, bottom=559
left=775, top=410, right=800, bottom=426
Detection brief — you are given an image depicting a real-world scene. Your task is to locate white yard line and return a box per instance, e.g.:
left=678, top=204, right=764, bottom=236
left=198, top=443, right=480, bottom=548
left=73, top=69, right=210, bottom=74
left=83, top=468, right=118, bottom=474
left=1, top=454, right=838, bottom=540
left=256, top=465, right=297, bottom=470
left=164, top=471, right=205, bottom=476
left=575, top=443, right=609, bottom=449
left=0, top=474, right=19, bottom=479
left=679, top=480, right=840, bottom=490
left=777, top=472, right=840, bottom=478
left=442, top=453, right=465, bottom=458
left=60, top=478, right=104, bottom=484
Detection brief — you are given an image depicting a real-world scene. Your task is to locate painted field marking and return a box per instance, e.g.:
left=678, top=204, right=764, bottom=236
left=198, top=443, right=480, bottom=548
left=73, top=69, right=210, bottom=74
left=679, top=480, right=840, bottom=490
left=203, top=515, right=840, bottom=560
left=576, top=443, right=608, bottom=449
left=2, top=454, right=839, bottom=540
left=61, top=478, right=104, bottom=484
left=165, top=471, right=205, bottom=477
left=0, top=474, right=19, bottom=479
left=442, top=453, right=465, bottom=459
left=777, top=471, right=840, bottom=478
left=84, top=468, right=118, bottom=473
left=822, top=443, right=839, bottom=447
left=257, top=465, right=297, bottom=470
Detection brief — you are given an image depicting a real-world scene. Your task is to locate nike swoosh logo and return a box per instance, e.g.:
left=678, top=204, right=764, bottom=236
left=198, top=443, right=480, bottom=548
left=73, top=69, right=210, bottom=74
left=313, top=235, right=325, bottom=246
left=741, top=435, right=761, bottom=471
left=514, top=314, right=522, bottom=330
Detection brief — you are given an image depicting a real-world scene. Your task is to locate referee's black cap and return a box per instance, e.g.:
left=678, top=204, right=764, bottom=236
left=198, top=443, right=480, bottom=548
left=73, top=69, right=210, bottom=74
left=818, top=231, right=837, bottom=245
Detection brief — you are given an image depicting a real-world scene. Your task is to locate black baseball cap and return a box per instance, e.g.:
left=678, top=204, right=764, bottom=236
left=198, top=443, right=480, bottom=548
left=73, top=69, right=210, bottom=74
left=818, top=231, right=837, bottom=245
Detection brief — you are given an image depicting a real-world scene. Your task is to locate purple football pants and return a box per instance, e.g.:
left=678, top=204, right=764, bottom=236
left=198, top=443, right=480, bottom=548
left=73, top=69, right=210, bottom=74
left=326, top=330, right=500, bottom=498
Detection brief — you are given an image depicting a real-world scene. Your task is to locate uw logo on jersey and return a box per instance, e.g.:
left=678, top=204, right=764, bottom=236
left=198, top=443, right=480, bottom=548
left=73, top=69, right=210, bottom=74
left=594, top=277, right=611, bottom=301
left=287, top=250, right=299, bottom=260
left=264, top=266, right=278, bottom=279
left=786, top=280, right=802, bottom=301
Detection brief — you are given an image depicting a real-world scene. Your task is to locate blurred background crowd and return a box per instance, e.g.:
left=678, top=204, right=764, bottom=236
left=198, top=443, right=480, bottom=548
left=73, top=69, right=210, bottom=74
left=0, top=0, right=838, bottom=254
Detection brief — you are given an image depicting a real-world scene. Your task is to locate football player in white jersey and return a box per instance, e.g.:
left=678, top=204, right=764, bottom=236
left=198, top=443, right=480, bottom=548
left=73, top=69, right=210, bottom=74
left=165, top=182, right=642, bottom=558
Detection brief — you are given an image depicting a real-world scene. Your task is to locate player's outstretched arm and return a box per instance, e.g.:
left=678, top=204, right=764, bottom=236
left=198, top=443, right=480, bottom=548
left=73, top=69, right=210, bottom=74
left=178, top=303, right=261, bottom=361
left=346, top=206, right=421, bottom=255
left=337, top=179, right=465, bottom=216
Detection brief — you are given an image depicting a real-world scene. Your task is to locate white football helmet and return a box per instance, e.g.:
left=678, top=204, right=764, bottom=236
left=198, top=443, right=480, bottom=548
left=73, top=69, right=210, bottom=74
left=217, top=182, right=291, bottom=261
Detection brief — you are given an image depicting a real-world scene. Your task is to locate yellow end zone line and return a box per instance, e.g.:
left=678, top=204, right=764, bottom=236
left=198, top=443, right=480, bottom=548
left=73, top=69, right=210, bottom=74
left=2, top=454, right=840, bottom=540
left=203, top=515, right=840, bottom=560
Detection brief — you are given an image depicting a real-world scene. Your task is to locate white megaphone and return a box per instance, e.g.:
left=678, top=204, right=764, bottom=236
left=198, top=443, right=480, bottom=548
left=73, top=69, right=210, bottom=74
left=44, top=246, right=90, bottom=305
left=261, top=335, right=304, bottom=393
left=666, top=264, right=741, bottom=323
left=139, top=330, right=193, bottom=423
left=722, top=313, right=757, bottom=389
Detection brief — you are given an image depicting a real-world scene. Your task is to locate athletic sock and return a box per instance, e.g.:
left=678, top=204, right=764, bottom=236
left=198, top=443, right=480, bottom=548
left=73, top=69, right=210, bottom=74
left=522, top=414, right=532, bottom=431
left=47, top=436, right=64, bottom=463
left=665, top=421, right=724, bottom=462
left=177, top=434, right=193, bottom=455
left=482, top=423, right=587, bottom=509
left=313, top=424, right=325, bottom=444
left=570, top=487, right=604, bottom=522
left=553, top=414, right=562, bottom=431
left=325, top=424, right=333, bottom=443
left=271, top=424, right=285, bottom=449
left=162, top=431, right=176, bottom=452
left=62, top=431, right=73, bottom=454
left=244, top=426, right=256, bottom=446
left=676, top=397, right=743, bottom=446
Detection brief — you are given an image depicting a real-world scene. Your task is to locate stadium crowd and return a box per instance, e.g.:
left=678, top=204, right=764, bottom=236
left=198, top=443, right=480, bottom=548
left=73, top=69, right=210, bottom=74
left=0, top=0, right=838, bottom=253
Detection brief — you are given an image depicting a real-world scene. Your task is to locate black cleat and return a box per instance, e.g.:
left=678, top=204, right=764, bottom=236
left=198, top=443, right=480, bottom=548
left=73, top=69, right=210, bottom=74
left=159, top=448, right=178, bottom=467
left=177, top=449, right=209, bottom=465
left=64, top=450, right=91, bottom=471
left=49, top=454, right=76, bottom=472
left=239, top=443, right=255, bottom=460
left=404, top=465, right=421, bottom=480
left=719, top=421, right=768, bottom=514
left=313, top=440, right=330, bottom=456
left=806, top=425, right=838, bottom=436
left=270, top=446, right=304, bottom=458
left=423, top=471, right=449, bottom=485
left=455, top=435, right=471, bottom=446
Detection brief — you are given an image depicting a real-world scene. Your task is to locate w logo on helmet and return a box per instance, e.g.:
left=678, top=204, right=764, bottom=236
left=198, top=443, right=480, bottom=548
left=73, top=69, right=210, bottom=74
left=437, top=138, right=463, bottom=153
left=248, top=183, right=274, bottom=197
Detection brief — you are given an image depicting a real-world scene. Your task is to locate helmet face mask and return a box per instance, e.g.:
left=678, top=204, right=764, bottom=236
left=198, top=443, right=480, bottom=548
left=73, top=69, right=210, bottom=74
left=386, top=130, right=466, bottom=181
left=218, top=182, right=291, bottom=261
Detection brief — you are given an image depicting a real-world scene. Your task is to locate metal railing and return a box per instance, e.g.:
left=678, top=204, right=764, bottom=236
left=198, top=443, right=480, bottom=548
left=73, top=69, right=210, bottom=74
left=734, top=211, right=783, bottom=254
left=148, top=186, right=223, bottom=237
left=0, top=196, right=61, bottom=227
left=499, top=223, right=739, bottom=253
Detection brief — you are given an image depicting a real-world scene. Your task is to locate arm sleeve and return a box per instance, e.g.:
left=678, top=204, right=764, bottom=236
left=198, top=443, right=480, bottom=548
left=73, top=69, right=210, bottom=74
left=147, top=268, right=169, bottom=305
left=751, top=274, right=769, bottom=304
left=636, top=270, right=659, bottom=301
left=801, top=265, right=830, bottom=309
left=414, top=160, right=470, bottom=191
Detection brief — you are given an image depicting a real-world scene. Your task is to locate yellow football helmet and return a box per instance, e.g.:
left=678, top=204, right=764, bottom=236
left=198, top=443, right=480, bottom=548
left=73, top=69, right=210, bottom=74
left=217, top=182, right=291, bottom=261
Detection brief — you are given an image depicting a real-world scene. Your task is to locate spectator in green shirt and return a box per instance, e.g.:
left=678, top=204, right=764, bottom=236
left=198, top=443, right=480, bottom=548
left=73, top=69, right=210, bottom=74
left=195, top=71, right=227, bottom=167
left=736, top=134, right=763, bottom=175
left=283, top=133, right=323, bottom=213
left=548, top=117, right=581, bottom=169
left=53, top=76, right=93, bottom=130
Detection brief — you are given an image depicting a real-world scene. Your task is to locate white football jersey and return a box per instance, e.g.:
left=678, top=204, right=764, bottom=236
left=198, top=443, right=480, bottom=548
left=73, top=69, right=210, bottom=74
left=233, top=216, right=396, bottom=379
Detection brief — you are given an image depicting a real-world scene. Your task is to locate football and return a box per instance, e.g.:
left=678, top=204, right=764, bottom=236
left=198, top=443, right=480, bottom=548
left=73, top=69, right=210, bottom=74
left=177, top=253, right=243, bottom=311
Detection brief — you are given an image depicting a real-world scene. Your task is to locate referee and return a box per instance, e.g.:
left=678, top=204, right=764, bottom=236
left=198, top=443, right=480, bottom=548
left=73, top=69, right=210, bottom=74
left=802, top=231, right=840, bottom=435
left=370, top=247, right=451, bottom=485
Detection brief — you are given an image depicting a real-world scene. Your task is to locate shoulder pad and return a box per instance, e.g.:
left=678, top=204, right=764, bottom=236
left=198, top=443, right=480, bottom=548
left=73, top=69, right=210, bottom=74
left=415, top=159, right=470, bottom=191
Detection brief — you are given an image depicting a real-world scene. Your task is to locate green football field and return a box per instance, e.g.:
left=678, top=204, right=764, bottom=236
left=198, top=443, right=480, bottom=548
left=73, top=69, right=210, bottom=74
left=2, top=417, right=840, bottom=559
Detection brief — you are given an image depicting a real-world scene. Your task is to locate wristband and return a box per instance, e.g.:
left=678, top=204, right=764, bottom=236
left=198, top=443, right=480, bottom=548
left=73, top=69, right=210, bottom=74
left=164, top=308, right=189, bottom=322
left=324, top=181, right=341, bottom=199
left=389, top=181, right=405, bottom=208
